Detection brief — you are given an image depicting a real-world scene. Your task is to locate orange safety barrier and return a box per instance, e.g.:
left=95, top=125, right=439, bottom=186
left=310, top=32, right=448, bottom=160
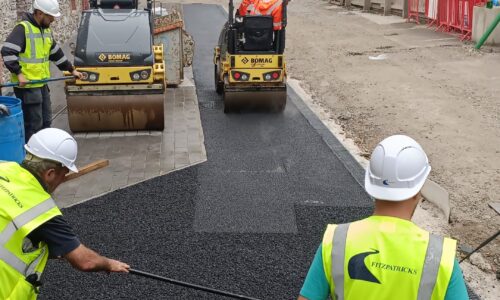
left=408, top=0, right=421, bottom=24
left=82, top=0, right=90, bottom=10
left=433, top=0, right=486, bottom=39
left=426, top=0, right=439, bottom=27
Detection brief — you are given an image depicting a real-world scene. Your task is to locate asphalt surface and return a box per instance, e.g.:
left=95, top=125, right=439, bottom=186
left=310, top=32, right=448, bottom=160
left=39, top=4, right=373, bottom=299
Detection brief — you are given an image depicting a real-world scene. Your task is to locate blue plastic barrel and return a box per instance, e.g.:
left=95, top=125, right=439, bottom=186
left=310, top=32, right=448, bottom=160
left=0, top=96, right=25, bottom=163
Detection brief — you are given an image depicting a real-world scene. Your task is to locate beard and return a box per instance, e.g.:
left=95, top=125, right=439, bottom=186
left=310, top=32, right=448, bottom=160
left=41, top=21, right=51, bottom=28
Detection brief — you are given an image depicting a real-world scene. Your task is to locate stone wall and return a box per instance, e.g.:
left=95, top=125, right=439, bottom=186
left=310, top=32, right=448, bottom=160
left=1, top=0, right=85, bottom=83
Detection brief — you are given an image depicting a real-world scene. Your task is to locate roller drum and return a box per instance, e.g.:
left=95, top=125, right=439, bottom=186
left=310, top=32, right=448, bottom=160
left=67, top=94, right=165, bottom=132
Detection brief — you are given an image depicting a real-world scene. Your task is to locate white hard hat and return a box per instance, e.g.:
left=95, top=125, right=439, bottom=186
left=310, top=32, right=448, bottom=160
left=364, top=135, right=431, bottom=201
left=25, top=128, right=78, bottom=173
left=33, top=0, right=61, bottom=18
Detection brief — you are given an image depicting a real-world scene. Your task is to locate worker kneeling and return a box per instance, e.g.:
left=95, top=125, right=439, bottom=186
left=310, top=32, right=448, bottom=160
left=298, top=135, right=469, bottom=300
left=0, top=128, right=129, bottom=299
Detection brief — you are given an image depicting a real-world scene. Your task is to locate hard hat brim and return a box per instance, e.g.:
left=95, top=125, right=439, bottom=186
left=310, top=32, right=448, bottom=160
left=364, top=167, right=431, bottom=201
left=46, top=11, right=61, bottom=17
left=67, top=163, right=79, bottom=173
left=24, top=144, right=79, bottom=173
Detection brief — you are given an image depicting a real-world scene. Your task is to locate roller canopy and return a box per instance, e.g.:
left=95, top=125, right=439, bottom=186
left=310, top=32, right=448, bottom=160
left=74, top=9, right=154, bottom=66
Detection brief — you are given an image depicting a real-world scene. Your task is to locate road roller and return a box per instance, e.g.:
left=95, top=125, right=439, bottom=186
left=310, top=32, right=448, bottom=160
left=214, top=0, right=288, bottom=113
left=65, top=0, right=165, bottom=132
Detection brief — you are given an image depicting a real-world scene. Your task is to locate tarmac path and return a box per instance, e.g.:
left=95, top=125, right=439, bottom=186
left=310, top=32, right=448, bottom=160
left=39, top=4, right=372, bottom=299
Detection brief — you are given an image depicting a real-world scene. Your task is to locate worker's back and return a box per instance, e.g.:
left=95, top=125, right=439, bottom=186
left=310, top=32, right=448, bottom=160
left=322, top=216, right=456, bottom=300
left=239, top=0, right=283, bottom=30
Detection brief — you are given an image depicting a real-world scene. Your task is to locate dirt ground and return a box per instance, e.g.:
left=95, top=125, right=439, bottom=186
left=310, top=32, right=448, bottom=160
left=162, top=0, right=499, bottom=297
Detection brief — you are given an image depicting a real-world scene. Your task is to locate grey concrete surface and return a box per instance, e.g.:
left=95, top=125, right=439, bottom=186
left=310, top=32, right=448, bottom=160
left=49, top=67, right=206, bottom=208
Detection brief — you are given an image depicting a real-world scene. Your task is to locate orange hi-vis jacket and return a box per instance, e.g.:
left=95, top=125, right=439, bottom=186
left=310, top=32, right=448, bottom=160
left=239, top=0, right=283, bottom=30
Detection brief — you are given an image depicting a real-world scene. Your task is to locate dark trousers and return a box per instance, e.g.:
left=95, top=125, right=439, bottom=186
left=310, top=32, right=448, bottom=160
left=14, top=85, right=51, bottom=142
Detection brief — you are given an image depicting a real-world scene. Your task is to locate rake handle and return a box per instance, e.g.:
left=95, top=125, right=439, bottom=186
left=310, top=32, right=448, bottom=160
left=0, top=75, right=76, bottom=88
left=129, top=268, right=260, bottom=300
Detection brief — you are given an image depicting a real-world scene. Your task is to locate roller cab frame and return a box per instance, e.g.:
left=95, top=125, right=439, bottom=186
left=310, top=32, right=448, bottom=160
left=65, top=0, right=166, bottom=132
left=214, top=0, right=288, bottom=113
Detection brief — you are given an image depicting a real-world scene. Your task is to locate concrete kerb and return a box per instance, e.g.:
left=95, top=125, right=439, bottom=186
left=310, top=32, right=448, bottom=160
left=287, top=78, right=367, bottom=187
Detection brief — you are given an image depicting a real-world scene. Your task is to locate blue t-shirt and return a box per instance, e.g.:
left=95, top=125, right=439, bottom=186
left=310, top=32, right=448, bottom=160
left=28, top=216, right=81, bottom=258
left=300, top=244, right=469, bottom=300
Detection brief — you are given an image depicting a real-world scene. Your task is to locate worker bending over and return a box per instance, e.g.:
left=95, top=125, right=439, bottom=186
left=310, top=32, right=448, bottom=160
left=298, top=135, right=468, bottom=300
left=1, top=0, right=83, bottom=141
left=238, top=0, right=286, bottom=30
left=0, top=128, right=129, bottom=299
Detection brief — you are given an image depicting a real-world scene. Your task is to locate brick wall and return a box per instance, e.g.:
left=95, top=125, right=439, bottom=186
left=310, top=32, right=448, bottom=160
left=0, top=0, right=85, bottom=83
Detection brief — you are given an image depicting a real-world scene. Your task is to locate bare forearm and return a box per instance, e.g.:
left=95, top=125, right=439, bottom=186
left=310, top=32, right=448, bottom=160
left=64, top=244, right=129, bottom=273
left=65, top=244, right=111, bottom=272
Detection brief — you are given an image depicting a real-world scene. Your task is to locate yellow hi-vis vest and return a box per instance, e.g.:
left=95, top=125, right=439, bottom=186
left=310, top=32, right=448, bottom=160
left=0, top=162, right=62, bottom=299
left=11, top=21, right=53, bottom=88
left=322, top=216, right=456, bottom=300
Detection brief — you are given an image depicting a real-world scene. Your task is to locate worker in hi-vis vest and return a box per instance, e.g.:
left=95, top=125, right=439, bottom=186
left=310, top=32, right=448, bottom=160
left=238, top=0, right=285, bottom=30
left=1, top=0, right=83, bottom=142
left=0, top=128, right=129, bottom=299
left=298, top=135, right=468, bottom=300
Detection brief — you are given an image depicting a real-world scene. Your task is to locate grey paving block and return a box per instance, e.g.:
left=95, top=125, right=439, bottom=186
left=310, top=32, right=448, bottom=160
left=85, top=132, right=100, bottom=138
left=111, top=131, right=126, bottom=137
left=174, top=151, right=190, bottom=168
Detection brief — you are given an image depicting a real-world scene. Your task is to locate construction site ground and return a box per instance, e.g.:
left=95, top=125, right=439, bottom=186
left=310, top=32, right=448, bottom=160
left=30, top=1, right=498, bottom=299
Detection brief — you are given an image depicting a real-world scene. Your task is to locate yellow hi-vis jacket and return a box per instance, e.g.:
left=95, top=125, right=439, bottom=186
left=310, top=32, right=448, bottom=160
left=10, top=21, right=53, bottom=88
left=0, top=162, right=62, bottom=299
left=322, top=216, right=456, bottom=300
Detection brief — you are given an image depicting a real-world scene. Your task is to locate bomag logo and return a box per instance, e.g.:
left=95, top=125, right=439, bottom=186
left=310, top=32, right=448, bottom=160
left=251, top=58, right=272, bottom=64
left=98, top=53, right=131, bottom=62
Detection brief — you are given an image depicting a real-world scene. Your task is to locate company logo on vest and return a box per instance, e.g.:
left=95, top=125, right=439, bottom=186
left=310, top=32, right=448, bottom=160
left=348, top=249, right=381, bottom=284
left=348, top=249, right=419, bottom=284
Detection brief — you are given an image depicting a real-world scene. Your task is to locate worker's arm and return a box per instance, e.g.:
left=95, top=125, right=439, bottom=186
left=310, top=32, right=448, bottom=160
left=64, top=244, right=130, bottom=273
left=238, top=0, right=254, bottom=16
left=271, top=2, right=283, bottom=30
left=298, top=244, right=330, bottom=300
left=48, top=33, right=74, bottom=72
left=48, top=34, right=83, bottom=79
left=27, top=215, right=128, bottom=272
left=1, top=24, right=26, bottom=76
left=444, top=259, right=469, bottom=300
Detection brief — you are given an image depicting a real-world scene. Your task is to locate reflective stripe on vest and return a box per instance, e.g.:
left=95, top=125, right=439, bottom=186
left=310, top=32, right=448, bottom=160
left=323, top=217, right=456, bottom=300
left=11, top=21, right=52, bottom=88
left=418, top=234, right=444, bottom=300
left=0, top=162, right=62, bottom=298
left=331, top=223, right=349, bottom=300
left=0, top=197, right=57, bottom=276
left=251, top=0, right=282, bottom=16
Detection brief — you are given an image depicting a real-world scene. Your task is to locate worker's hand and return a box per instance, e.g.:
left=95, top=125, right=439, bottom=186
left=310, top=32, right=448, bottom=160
left=72, top=69, right=84, bottom=80
left=107, top=259, right=130, bottom=273
left=17, top=73, right=28, bottom=87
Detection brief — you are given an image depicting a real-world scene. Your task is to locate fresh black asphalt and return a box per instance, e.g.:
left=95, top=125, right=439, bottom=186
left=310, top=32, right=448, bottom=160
left=39, top=4, right=375, bottom=299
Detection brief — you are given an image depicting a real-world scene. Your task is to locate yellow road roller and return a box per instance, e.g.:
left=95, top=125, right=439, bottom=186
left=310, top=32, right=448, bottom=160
left=214, top=0, right=288, bottom=113
left=65, top=0, right=165, bottom=132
